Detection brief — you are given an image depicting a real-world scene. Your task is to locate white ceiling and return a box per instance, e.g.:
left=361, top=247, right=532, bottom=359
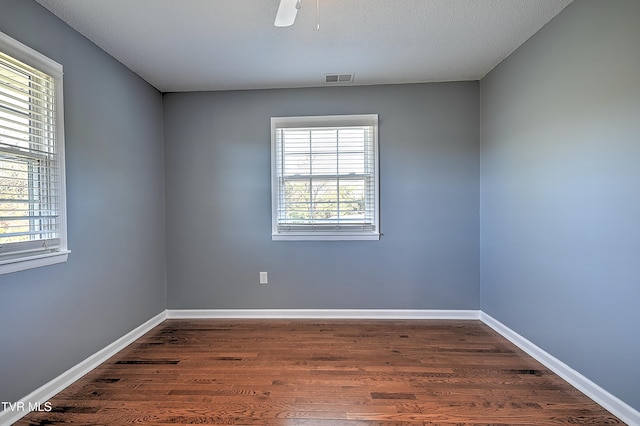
left=34, top=0, right=573, bottom=93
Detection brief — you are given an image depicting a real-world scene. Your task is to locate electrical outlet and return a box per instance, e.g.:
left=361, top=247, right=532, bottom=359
left=259, top=272, right=268, bottom=285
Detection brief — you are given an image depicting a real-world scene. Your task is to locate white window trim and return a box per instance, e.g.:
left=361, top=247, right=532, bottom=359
left=0, top=31, right=69, bottom=275
left=271, top=114, right=380, bottom=241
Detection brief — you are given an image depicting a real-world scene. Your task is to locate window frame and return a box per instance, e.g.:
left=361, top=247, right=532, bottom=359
left=271, top=114, right=380, bottom=241
left=0, top=31, right=69, bottom=275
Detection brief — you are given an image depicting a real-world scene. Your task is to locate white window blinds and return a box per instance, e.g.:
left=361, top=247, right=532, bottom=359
left=271, top=115, right=380, bottom=241
left=0, top=33, right=67, bottom=269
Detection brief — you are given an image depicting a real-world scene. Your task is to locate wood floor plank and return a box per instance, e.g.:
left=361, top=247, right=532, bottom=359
left=16, top=319, right=623, bottom=425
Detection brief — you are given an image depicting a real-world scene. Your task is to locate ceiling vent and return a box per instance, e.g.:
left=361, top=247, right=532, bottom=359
left=325, top=73, right=354, bottom=84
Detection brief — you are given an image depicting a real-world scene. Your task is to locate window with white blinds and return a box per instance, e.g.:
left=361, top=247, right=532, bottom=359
left=0, top=31, right=68, bottom=274
left=271, top=115, right=379, bottom=241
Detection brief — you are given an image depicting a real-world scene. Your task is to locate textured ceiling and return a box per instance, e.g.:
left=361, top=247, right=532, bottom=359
left=34, top=0, right=573, bottom=92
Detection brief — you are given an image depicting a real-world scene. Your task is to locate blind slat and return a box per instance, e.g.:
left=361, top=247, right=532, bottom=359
left=0, top=238, right=61, bottom=256
left=0, top=112, right=56, bottom=136
left=0, top=84, right=56, bottom=115
left=0, top=103, right=56, bottom=128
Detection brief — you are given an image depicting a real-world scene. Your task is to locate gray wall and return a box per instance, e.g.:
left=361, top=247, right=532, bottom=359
left=480, top=0, right=640, bottom=411
left=0, top=0, right=166, bottom=403
left=163, top=83, right=480, bottom=309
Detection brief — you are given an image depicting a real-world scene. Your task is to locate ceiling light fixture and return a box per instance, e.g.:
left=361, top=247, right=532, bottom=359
left=275, top=0, right=322, bottom=30
left=274, top=0, right=301, bottom=27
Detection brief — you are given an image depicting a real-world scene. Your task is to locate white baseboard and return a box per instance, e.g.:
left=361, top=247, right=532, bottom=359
left=166, top=308, right=480, bottom=320
left=0, top=311, right=167, bottom=426
left=480, top=312, right=639, bottom=426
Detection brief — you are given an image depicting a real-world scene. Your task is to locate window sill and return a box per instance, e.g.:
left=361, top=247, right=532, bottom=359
left=0, top=250, right=70, bottom=275
left=272, top=233, right=380, bottom=241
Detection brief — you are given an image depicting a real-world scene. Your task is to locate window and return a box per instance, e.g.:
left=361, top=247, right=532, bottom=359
left=0, top=31, right=68, bottom=274
left=271, top=114, right=379, bottom=241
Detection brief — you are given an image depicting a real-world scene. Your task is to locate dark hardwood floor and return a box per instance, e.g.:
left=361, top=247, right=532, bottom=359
left=17, top=319, right=622, bottom=425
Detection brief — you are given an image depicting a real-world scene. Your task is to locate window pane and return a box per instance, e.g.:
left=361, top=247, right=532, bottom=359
left=283, top=179, right=310, bottom=221
left=311, top=179, right=338, bottom=220
left=340, top=179, right=366, bottom=222
left=0, top=155, right=29, bottom=243
left=338, top=151, right=365, bottom=174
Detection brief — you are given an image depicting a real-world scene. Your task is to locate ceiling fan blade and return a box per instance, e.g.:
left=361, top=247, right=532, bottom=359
left=274, top=0, right=299, bottom=27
